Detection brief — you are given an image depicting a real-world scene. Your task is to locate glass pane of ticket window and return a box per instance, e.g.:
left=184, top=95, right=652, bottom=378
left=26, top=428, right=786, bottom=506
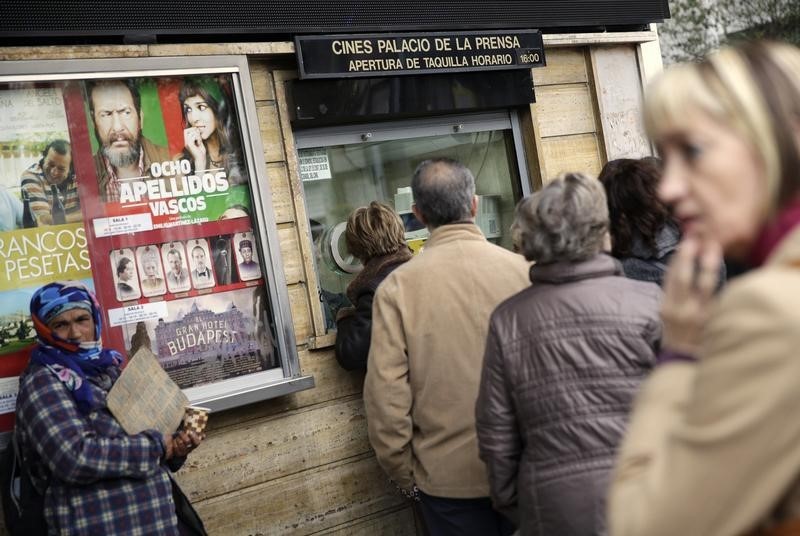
left=295, top=111, right=528, bottom=329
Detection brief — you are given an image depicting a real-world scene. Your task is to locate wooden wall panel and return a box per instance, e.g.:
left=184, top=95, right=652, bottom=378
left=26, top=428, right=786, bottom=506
left=278, top=224, right=303, bottom=285
left=590, top=46, right=651, bottom=160
left=288, top=283, right=313, bottom=344
left=266, top=162, right=295, bottom=224
left=540, top=133, right=604, bottom=179
left=194, top=455, right=405, bottom=535
left=534, top=84, right=597, bottom=138
left=175, top=397, right=370, bottom=501
left=322, top=506, right=417, bottom=535
left=257, top=102, right=286, bottom=164
left=249, top=61, right=276, bottom=101
left=534, top=48, right=588, bottom=86
left=203, top=348, right=364, bottom=430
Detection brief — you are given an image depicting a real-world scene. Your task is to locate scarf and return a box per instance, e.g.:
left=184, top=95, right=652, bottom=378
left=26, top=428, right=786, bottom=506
left=747, top=198, right=800, bottom=268
left=29, top=281, right=122, bottom=415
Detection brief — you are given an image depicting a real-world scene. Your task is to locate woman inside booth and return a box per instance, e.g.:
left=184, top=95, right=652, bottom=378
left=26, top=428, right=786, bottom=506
left=14, top=281, right=204, bottom=534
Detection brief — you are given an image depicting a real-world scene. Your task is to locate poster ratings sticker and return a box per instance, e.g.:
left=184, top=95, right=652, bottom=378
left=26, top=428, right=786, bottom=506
left=108, top=301, right=169, bottom=327
left=93, top=213, right=154, bottom=238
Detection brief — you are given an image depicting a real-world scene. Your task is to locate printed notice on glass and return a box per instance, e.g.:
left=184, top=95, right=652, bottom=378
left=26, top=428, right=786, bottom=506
left=93, top=213, right=154, bottom=238
left=299, top=148, right=332, bottom=181
left=108, top=301, right=169, bottom=327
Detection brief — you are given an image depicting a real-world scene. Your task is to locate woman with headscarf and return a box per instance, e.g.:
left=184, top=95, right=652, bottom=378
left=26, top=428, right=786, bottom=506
left=608, top=41, right=800, bottom=536
left=14, top=281, right=203, bottom=535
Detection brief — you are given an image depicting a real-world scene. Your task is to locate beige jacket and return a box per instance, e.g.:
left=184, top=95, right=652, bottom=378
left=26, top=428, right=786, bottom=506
left=609, top=226, right=800, bottom=536
left=364, top=223, right=530, bottom=498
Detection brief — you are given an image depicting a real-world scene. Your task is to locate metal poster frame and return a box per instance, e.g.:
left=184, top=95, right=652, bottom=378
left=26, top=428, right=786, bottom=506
left=0, top=56, right=314, bottom=411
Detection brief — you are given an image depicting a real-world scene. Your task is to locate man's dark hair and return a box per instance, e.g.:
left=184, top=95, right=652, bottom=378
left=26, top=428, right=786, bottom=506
left=411, top=158, right=475, bottom=228
left=41, top=139, right=70, bottom=159
left=86, top=79, right=142, bottom=116
left=598, top=157, right=671, bottom=258
left=39, top=139, right=74, bottom=178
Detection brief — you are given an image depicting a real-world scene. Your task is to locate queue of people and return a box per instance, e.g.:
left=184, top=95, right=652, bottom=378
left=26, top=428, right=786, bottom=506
left=335, top=40, right=800, bottom=536
left=13, top=38, right=800, bottom=535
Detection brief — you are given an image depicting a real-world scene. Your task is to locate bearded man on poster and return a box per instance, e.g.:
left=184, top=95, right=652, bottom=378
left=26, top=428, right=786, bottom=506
left=88, top=79, right=169, bottom=203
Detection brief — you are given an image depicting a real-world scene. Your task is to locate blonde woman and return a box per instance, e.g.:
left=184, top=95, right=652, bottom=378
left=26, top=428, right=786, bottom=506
left=609, top=41, right=800, bottom=536
left=334, top=201, right=412, bottom=371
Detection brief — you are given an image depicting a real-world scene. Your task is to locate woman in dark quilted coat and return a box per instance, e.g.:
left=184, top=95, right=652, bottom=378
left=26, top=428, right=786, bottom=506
left=475, top=173, right=661, bottom=536
left=335, top=201, right=412, bottom=370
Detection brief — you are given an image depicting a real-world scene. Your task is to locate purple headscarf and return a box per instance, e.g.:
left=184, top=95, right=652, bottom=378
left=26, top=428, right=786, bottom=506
left=30, top=281, right=122, bottom=414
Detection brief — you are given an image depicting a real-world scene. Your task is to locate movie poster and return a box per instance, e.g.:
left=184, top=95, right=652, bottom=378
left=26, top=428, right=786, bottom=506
left=0, top=84, right=93, bottom=428
left=118, top=285, right=277, bottom=390
left=80, top=73, right=282, bottom=390
left=0, top=71, right=283, bottom=423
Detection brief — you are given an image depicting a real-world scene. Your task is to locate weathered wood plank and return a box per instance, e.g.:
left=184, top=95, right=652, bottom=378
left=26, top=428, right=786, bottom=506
left=535, top=48, right=588, bottom=86
left=194, top=454, right=405, bottom=535
left=249, top=61, right=276, bottom=102
left=257, top=102, right=286, bottom=164
left=278, top=224, right=303, bottom=285
left=289, top=283, right=313, bottom=343
left=543, top=30, right=657, bottom=47
left=175, top=397, right=371, bottom=501
left=0, top=45, right=147, bottom=60
left=540, top=133, right=603, bottom=180
left=535, top=84, right=598, bottom=138
left=590, top=46, right=651, bottom=160
left=266, top=162, right=295, bottom=224
left=148, top=42, right=294, bottom=56
left=204, top=347, right=364, bottom=430
left=319, top=505, right=417, bottom=535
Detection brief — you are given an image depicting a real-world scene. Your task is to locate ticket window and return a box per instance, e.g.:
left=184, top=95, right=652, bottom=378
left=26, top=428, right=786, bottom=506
left=294, top=111, right=531, bottom=328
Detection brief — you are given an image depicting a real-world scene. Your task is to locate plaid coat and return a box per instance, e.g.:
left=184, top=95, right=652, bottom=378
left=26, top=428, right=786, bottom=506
left=15, top=362, right=180, bottom=535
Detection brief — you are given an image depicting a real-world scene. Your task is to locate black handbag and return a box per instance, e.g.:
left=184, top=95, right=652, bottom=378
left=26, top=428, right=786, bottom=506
left=170, top=477, right=208, bottom=536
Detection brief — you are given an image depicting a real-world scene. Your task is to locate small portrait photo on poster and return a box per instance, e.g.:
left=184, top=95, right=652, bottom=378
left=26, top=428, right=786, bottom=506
left=161, top=241, right=191, bottom=294
left=136, top=245, right=166, bottom=297
left=111, top=249, right=142, bottom=302
left=188, top=238, right=215, bottom=289
left=211, top=235, right=239, bottom=286
left=234, top=231, right=262, bottom=282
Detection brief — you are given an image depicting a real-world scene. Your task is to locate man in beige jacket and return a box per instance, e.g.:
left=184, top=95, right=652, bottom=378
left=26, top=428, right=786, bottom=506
left=364, top=158, right=530, bottom=536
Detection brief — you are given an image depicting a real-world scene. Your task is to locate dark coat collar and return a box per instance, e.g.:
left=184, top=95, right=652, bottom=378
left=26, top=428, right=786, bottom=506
left=530, top=253, right=623, bottom=284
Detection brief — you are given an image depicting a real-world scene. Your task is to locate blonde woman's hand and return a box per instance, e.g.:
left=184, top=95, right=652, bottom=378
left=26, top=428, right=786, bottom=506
left=661, top=234, right=722, bottom=356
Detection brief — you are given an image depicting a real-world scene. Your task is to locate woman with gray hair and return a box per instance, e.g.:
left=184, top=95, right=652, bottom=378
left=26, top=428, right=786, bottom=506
left=475, top=172, right=662, bottom=536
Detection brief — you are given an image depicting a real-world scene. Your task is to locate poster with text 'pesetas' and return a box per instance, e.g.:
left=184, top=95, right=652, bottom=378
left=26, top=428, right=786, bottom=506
left=0, top=73, right=281, bottom=429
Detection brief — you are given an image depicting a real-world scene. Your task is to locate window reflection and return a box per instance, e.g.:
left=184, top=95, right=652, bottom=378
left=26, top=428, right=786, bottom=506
left=300, top=128, right=522, bottom=329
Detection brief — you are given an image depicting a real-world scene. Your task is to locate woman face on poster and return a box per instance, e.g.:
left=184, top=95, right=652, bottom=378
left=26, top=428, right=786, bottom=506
left=117, top=257, right=134, bottom=282
left=180, top=81, right=226, bottom=172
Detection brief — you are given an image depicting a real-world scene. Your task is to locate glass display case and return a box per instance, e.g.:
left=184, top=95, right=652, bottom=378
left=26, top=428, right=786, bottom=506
left=0, top=56, right=312, bottom=423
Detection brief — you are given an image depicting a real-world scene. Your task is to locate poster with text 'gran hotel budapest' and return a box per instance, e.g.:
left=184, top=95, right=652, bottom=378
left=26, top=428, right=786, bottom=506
left=0, top=74, right=279, bottom=430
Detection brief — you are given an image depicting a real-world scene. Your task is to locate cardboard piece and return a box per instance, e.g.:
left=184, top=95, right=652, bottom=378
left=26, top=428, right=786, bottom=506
left=106, top=347, right=188, bottom=437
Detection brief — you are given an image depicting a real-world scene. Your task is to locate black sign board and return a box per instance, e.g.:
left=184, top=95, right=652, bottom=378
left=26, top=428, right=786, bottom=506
left=296, top=30, right=546, bottom=79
